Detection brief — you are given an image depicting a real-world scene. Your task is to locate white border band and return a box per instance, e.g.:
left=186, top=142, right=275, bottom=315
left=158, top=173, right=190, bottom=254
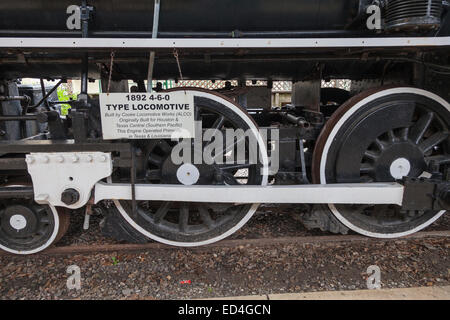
left=0, top=37, right=449, bottom=49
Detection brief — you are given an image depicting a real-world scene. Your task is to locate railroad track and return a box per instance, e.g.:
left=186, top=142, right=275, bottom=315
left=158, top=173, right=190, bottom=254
left=1, top=230, right=448, bottom=257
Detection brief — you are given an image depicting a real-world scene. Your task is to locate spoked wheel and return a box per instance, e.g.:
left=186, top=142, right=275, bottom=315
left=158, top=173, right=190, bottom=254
left=0, top=199, right=67, bottom=254
left=112, top=89, right=269, bottom=246
left=312, top=87, right=449, bottom=238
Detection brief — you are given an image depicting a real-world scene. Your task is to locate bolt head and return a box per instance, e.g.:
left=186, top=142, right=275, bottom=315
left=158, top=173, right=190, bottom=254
left=61, top=188, right=80, bottom=205
left=25, top=157, right=35, bottom=164
left=36, top=194, right=49, bottom=201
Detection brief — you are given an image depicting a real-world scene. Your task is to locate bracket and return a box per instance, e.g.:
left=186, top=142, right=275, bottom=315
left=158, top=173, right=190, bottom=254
left=26, top=152, right=112, bottom=209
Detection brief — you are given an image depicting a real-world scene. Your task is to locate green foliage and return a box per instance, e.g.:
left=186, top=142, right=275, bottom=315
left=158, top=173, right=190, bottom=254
left=57, top=85, right=77, bottom=116
left=111, top=256, right=119, bottom=266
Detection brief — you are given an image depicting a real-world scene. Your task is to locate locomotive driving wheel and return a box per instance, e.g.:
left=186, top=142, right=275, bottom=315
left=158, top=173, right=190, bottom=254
left=111, top=89, right=269, bottom=246
left=312, top=87, right=449, bottom=237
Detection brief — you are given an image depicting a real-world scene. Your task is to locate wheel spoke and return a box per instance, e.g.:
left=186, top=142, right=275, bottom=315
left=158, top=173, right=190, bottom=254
left=137, top=206, right=155, bottom=223
left=424, top=155, right=450, bottom=165
left=148, top=154, right=164, bottom=166
left=387, top=130, right=396, bottom=143
left=418, top=131, right=449, bottom=153
left=35, top=230, right=46, bottom=236
left=371, top=204, right=388, bottom=219
left=146, top=169, right=161, bottom=180
left=198, top=205, right=214, bottom=228
left=221, top=171, right=240, bottom=185
left=217, top=163, right=251, bottom=171
left=364, top=150, right=379, bottom=161
left=409, top=112, right=434, bottom=144
left=373, top=138, right=386, bottom=151
left=205, top=115, right=226, bottom=147
left=213, top=135, right=246, bottom=161
left=400, top=127, right=409, bottom=141
left=359, top=175, right=374, bottom=183
left=153, top=201, right=172, bottom=224
left=360, top=163, right=374, bottom=174
left=352, top=204, right=372, bottom=215
left=40, top=217, right=50, bottom=224
left=179, top=204, right=189, bottom=232
left=212, top=115, right=226, bottom=132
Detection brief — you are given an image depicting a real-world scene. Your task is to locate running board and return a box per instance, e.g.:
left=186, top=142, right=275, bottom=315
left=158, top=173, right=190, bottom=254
left=2, top=37, right=450, bottom=49
left=94, top=182, right=404, bottom=205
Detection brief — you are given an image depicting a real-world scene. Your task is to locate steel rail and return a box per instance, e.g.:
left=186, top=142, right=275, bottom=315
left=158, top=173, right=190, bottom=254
left=1, top=230, right=447, bottom=256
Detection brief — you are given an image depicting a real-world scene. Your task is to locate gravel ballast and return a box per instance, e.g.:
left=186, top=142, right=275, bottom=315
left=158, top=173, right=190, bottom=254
left=0, top=207, right=448, bottom=300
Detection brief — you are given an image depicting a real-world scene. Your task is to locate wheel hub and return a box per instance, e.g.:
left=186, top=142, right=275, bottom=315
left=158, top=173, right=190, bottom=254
left=1, top=205, right=37, bottom=237
left=389, top=157, right=411, bottom=179
left=176, top=163, right=200, bottom=185
left=160, top=154, right=216, bottom=185
left=9, top=214, right=27, bottom=231
left=370, top=140, right=426, bottom=181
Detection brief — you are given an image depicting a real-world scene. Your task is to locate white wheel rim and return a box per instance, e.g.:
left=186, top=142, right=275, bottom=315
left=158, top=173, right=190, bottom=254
left=319, top=87, right=448, bottom=238
left=113, top=90, right=269, bottom=246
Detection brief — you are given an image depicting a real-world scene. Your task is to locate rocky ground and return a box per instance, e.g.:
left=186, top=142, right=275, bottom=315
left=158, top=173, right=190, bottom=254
left=0, top=207, right=449, bottom=300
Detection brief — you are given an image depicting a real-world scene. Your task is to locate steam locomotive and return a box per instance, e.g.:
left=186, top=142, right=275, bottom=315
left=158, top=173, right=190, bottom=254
left=0, top=0, right=448, bottom=254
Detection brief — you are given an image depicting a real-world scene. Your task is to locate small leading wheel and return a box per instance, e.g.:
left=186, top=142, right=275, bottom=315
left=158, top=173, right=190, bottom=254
left=112, top=89, right=269, bottom=246
left=0, top=200, right=65, bottom=254
left=312, top=87, right=449, bottom=238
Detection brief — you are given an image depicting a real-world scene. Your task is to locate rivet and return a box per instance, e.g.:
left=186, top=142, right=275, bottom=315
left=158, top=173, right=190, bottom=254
left=56, top=155, right=64, bottom=163
left=25, top=156, right=35, bottom=164
left=36, top=194, right=49, bottom=201
left=86, top=155, right=93, bottom=162
left=72, top=155, right=79, bottom=163
left=41, top=156, right=49, bottom=163
left=99, top=155, right=107, bottom=162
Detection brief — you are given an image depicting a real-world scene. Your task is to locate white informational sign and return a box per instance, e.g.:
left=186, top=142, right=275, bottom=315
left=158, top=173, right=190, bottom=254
left=99, top=92, right=195, bottom=140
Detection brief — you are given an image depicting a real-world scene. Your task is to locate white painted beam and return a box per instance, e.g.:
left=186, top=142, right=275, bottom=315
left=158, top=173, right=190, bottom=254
left=0, top=37, right=449, bottom=49
left=94, top=181, right=404, bottom=205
